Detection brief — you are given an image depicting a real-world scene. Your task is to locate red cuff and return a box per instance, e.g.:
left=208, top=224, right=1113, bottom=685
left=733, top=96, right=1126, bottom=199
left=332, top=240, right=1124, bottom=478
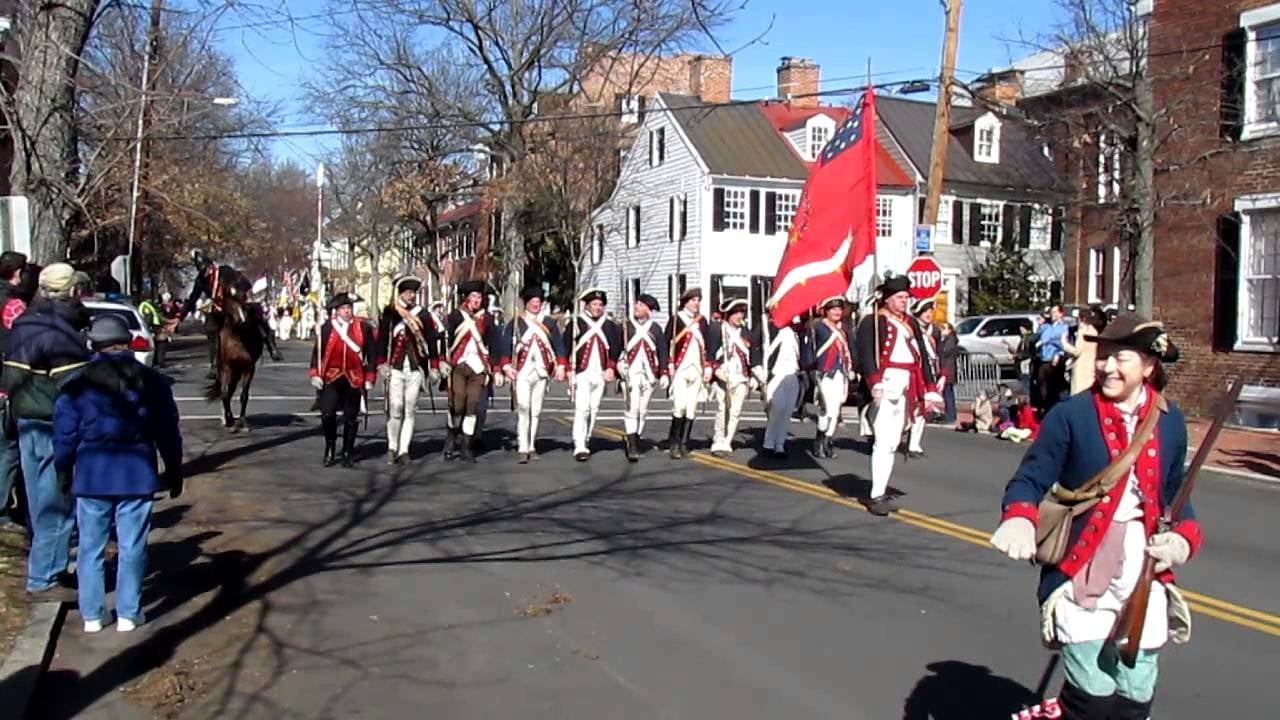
left=556, top=357, right=569, bottom=369
left=1001, top=501, right=1040, bottom=525
left=308, top=368, right=319, bottom=379
left=1172, top=518, right=1204, bottom=558
left=867, top=371, right=883, bottom=387
left=376, top=356, right=386, bottom=367
left=364, top=371, right=377, bottom=385
left=606, top=359, right=617, bottom=372
left=497, top=356, right=511, bottom=370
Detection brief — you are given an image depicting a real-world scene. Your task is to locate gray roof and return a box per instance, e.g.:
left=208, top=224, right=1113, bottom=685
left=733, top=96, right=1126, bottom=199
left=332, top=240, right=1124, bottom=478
left=875, top=95, right=1068, bottom=196
left=660, top=93, right=809, bottom=180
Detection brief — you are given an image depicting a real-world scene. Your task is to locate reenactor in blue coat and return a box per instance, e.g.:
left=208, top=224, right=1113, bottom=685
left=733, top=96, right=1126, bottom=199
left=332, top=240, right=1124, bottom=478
left=990, top=315, right=1201, bottom=720
left=497, top=287, right=569, bottom=463
left=709, top=299, right=760, bottom=458
left=665, top=288, right=715, bottom=459
left=808, top=296, right=856, bottom=460
left=617, top=293, right=669, bottom=462
left=568, top=288, right=622, bottom=461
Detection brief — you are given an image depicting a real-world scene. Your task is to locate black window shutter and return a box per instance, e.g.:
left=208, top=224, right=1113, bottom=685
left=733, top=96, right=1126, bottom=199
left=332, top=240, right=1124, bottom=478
left=668, top=197, right=675, bottom=241
left=749, top=190, right=761, bottom=234
left=918, top=196, right=927, bottom=224
left=680, top=195, right=688, bottom=240
left=648, top=131, right=654, bottom=167
left=1049, top=280, right=1063, bottom=304
left=1050, top=206, right=1064, bottom=251
left=1221, top=29, right=1248, bottom=142
left=1019, top=204, right=1034, bottom=248
left=713, top=188, right=726, bottom=231
left=634, top=205, right=641, bottom=245
left=638, top=95, right=648, bottom=122
left=1214, top=212, right=1242, bottom=350
left=764, top=192, right=778, bottom=235
left=951, top=200, right=964, bottom=244
left=1001, top=205, right=1016, bottom=249
left=968, top=202, right=983, bottom=246
left=667, top=275, right=674, bottom=315
left=658, top=128, right=666, bottom=164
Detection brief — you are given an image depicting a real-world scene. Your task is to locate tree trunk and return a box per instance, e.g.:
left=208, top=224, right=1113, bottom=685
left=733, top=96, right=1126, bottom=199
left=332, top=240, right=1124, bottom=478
left=1133, top=70, right=1156, bottom=317
left=8, top=1, right=100, bottom=263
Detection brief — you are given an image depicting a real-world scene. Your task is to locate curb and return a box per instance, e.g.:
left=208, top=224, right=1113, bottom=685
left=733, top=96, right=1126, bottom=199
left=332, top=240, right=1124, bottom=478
left=1200, top=463, right=1280, bottom=485
left=0, top=601, right=64, bottom=719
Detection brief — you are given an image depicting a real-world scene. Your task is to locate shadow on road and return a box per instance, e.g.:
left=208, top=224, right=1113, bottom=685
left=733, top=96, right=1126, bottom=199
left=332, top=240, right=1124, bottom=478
left=901, top=660, right=1039, bottom=720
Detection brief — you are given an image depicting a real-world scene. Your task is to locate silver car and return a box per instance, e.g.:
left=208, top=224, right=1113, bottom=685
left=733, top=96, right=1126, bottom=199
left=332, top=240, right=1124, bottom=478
left=83, top=300, right=156, bottom=367
left=954, top=313, right=1038, bottom=367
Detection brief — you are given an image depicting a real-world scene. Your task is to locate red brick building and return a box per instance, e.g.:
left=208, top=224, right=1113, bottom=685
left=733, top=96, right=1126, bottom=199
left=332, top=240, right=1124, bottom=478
left=1149, top=0, right=1280, bottom=415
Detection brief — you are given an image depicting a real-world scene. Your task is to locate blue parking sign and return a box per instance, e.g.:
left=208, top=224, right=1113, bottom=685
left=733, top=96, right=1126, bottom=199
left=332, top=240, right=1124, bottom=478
left=915, top=225, right=934, bottom=253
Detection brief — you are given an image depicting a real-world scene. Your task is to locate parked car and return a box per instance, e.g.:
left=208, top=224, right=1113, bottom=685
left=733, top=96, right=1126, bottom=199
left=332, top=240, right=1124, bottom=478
left=954, top=313, right=1039, bottom=367
left=83, top=299, right=156, bottom=367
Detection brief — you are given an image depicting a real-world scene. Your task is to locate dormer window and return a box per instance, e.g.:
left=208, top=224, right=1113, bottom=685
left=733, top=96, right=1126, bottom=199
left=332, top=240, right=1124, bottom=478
left=809, top=124, right=831, bottom=160
left=974, top=113, right=1001, bottom=164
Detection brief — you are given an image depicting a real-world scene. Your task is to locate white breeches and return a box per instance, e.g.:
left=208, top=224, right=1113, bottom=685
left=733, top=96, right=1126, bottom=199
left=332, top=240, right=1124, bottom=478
left=670, top=363, right=704, bottom=419
left=515, top=364, right=549, bottom=454
left=712, top=380, right=750, bottom=452
left=572, top=371, right=607, bottom=453
left=870, top=371, right=910, bottom=499
left=764, top=373, right=800, bottom=451
left=623, top=374, right=656, bottom=435
left=386, top=368, right=423, bottom=455
left=816, top=374, right=848, bottom=435
left=908, top=414, right=926, bottom=453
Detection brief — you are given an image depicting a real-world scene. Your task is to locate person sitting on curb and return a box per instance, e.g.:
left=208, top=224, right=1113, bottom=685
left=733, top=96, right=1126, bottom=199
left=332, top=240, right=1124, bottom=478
left=53, top=314, right=183, bottom=633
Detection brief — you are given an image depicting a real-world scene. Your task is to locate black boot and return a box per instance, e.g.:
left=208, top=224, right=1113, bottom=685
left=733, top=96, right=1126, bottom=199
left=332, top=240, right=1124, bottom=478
left=443, top=427, right=458, bottom=460
left=1057, top=682, right=1115, bottom=720
left=668, top=418, right=684, bottom=459
left=625, top=433, right=639, bottom=463
left=1111, top=695, right=1153, bottom=720
left=460, top=434, right=476, bottom=463
left=680, top=417, right=695, bottom=458
left=824, top=433, right=837, bottom=459
left=813, top=429, right=825, bottom=458
left=341, top=421, right=358, bottom=468
left=322, top=416, right=338, bottom=467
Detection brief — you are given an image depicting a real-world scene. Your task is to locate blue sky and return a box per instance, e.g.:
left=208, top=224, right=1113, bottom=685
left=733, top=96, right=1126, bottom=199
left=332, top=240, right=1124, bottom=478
left=214, top=0, right=1059, bottom=164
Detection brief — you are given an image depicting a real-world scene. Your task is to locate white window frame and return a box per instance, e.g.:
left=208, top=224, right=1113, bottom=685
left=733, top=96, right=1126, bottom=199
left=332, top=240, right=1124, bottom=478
left=627, top=204, right=642, bottom=247
left=809, top=125, right=831, bottom=161
left=979, top=202, right=1002, bottom=245
left=775, top=191, right=799, bottom=234
left=1242, top=5, right=1280, bottom=141
left=1233, top=192, right=1280, bottom=351
left=1111, top=246, right=1122, bottom=304
left=1096, top=132, right=1123, bottom=203
left=591, top=223, right=604, bottom=266
left=936, top=196, right=954, bottom=245
left=1087, top=247, right=1105, bottom=304
left=722, top=188, right=748, bottom=231
left=875, top=196, right=894, bottom=238
left=619, top=94, right=642, bottom=125
left=974, top=114, right=1002, bottom=164
left=1029, top=204, right=1052, bottom=249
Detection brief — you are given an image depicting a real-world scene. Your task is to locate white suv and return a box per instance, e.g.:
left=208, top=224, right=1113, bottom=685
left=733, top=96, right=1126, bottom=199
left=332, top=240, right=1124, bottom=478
left=954, top=314, right=1039, bottom=367
left=83, top=300, right=156, bottom=367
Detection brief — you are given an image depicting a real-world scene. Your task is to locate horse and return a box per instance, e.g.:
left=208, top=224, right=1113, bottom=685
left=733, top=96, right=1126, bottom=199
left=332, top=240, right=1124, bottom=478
left=204, top=292, right=262, bottom=432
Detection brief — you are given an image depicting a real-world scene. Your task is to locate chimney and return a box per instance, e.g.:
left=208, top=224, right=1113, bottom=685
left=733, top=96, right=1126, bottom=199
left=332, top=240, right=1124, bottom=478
left=777, top=57, right=820, bottom=108
left=975, top=69, right=1023, bottom=107
left=688, top=54, right=733, bottom=103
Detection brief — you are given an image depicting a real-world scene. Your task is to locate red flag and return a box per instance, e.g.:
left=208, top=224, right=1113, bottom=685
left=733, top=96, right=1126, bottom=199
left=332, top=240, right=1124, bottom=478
left=767, top=87, right=877, bottom=328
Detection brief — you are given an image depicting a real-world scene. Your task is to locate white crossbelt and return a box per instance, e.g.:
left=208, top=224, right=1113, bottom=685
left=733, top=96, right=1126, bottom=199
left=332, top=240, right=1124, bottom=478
left=331, top=318, right=361, bottom=354
left=519, top=317, right=553, bottom=355
left=450, top=312, right=487, bottom=357
left=573, top=314, right=610, bottom=355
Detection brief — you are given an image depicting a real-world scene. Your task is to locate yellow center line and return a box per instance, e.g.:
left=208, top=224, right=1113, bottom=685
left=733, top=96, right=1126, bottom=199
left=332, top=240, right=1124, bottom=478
left=568, top=419, right=1280, bottom=636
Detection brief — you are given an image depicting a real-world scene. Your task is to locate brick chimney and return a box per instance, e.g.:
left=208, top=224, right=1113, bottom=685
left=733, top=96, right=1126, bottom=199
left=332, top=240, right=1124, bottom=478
left=688, top=54, right=733, bottom=103
left=777, top=57, right=820, bottom=108
left=975, top=69, right=1023, bottom=107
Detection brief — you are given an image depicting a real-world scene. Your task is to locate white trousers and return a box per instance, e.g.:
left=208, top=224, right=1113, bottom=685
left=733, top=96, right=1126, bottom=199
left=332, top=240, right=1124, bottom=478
left=515, top=364, right=549, bottom=454
left=712, top=380, right=750, bottom=452
left=386, top=368, right=423, bottom=455
left=870, top=372, right=910, bottom=499
left=670, top=363, right=704, bottom=419
left=816, top=374, right=848, bottom=435
left=764, top=374, right=800, bottom=451
left=908, top=415, right=926, bottom=453
left=572, top=371, right=606, bottom=454
left=623, top=374, right=655, bottom=435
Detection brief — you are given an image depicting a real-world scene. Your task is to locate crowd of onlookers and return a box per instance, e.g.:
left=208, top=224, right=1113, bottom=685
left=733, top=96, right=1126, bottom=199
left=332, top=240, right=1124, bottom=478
left=0, top=251, right=183, bottom=635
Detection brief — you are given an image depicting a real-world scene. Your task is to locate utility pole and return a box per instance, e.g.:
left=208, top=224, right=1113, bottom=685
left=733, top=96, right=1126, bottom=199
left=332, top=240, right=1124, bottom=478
left=124, top=0, right=163, bottom=297
left=313, top=162, right=326, bottom=310
left=921, top=0, right=963, bottom=231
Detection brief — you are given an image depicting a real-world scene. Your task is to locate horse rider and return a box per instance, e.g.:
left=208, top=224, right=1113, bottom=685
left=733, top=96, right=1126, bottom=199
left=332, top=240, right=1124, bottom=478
left=617, top=293, right=669, bottom=462
left=855, top=276, right=942, bottom=516
left=183, top=250, right=280, bottom=378
left=665, top=287, right=713, bottom=460
left=568, top=288, right=622, bottom=462
left=497, top=286, right=568, bottom=463
left=709, top=299, right=756, bottom=458
left=309, top=293, right=376, bottom=468
left=438, top=280, right=501, bottom=462
left=759, top=314, right=810, bottom=459
left=810, top=296, right=856, bottom=460
left=377, top=275, right=439, bottom=465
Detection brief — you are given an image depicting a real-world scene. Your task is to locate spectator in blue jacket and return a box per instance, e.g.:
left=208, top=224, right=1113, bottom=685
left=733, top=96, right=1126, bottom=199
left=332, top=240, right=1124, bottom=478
left=1, top=263, right=91, bottom=598
left=54, top=314, right=183, bottom=633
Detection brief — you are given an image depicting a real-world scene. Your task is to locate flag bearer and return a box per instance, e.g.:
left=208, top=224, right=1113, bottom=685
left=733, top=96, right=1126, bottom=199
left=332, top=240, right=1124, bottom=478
left=759, top=315, right=809, bottom=458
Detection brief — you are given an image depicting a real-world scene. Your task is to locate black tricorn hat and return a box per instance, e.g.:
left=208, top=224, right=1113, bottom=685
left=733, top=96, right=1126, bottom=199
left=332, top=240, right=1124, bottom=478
left=1087, top=313, right=1179, bottom=363
left=636, top=293, right=659, bottom=312
left=394, top=275, right=422, bottom=294
left=457, top=280, right=488, bottom=299
left=326, top=292, right=361, bottom=310
left=720, top=297, right=748, bottom=316
left=878, top=275, right=911, bottom=297
left=820, top=295, right=846, bottom=311
left=680, top=287, right=702, bottom=305
left=579, top=287, right=607, bottom=305
left=520, top=286, right=545, bottom=303
left=911, top=298, right=935, bottom=316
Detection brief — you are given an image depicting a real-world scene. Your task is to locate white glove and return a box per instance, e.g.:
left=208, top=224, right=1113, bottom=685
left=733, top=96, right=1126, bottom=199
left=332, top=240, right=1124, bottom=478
left=990, top=517, right=1036, bottom=561
left=365, top=381, right=374, bottom=391
left=438, top=362, right=452, bottom=377
left=751, top=366, right=768, bottom=387
left=494, top=373, right=506, bottom=388
left=428, top=368, right=441, bottom=385
left=310, top=376, right=323, bottom=391
left=659, top=375, right=670, bottom=391
left=616, top=360, right=629, bottom=379
left=378, top=364, right=391, bottom=380
left=713, top=366, right=729, bottom=384
left=1147, top=532, right=1191, bottom=572
left=749, top=378, right=760, bottom=392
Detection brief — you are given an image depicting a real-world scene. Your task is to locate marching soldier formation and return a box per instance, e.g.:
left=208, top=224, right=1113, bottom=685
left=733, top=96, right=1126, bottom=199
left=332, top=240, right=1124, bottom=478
left=304, top=276, right=944, bottom=519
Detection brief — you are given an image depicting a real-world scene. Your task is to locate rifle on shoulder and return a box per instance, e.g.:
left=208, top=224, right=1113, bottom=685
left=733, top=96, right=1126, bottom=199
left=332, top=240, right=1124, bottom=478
left=1105, top=377, right=1244, bottom=667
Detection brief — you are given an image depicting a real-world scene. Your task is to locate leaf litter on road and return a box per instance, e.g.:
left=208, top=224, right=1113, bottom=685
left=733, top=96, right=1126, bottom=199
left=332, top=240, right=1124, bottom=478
left=515, top=585, right=574, bottom=618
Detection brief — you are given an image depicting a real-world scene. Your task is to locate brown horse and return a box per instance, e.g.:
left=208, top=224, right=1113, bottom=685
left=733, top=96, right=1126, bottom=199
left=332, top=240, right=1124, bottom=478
left=204, top=293, right=263, bottom=432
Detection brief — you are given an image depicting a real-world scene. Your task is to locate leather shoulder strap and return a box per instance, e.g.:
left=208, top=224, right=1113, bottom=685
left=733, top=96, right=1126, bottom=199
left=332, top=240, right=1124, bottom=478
left=1053, top=393, right=1166, bottom=502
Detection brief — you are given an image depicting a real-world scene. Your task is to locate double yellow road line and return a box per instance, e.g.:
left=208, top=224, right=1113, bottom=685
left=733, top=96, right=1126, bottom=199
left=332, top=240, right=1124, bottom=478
left=582, top=422, right=1280, bottom=638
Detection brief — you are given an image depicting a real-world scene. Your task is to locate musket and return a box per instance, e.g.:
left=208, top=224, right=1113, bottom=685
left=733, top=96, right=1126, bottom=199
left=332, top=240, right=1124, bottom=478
left=509, top=315, right=519, bottom=412
left=1106, top=377, right=1244, bottom=667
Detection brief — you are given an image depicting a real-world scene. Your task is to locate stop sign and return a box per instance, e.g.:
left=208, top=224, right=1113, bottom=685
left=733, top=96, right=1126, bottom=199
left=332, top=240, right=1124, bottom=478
left=906, top=257, right=943, bottom=300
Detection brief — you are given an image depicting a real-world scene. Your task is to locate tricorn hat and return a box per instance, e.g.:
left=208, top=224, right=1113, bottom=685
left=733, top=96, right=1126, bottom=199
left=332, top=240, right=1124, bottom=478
left=911, top=298, right=935, bottom=317
left=636, top=293, right=659, bottom=312
left=579, top=287, right=607, bottom=305
left=679, top=287, right=702, bottom=305
left=429, top=300, right=445, bottom=310
left=326, top=292, right=361, bottom=310
left=520, top=286, right=545, bottom=303
left=394, top=275, right=422, bottom=294
left=877, top=274, right=911, bottom=298
left=1087, top=313, right=1179, bottom=363
left=457, top=280, right=488, bottom=299
left=720, top=298, right=748, bottom=316
left=820, top=296, right=846, bottom=312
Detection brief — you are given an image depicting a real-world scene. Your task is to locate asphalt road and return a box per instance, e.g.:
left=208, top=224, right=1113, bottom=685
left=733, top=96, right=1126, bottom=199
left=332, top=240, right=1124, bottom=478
left=29, top=336, right=1280, bottom=719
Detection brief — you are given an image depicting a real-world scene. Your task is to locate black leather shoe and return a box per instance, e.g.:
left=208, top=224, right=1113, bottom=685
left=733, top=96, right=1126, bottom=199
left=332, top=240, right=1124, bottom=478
left=624, top=434, right=639, bottom=463
left=459, top=435, right=475, bottom=463
left=668, top=418, right=684, bottom=459
left=863, top=495, right=896, bottom=517
left=812, top=430, right=825, bottom=458
left=443, top=429, right=458, bottom=460
left=323, top=444, right=337, bottom=467
left=574, top=451, right=590, bottom=462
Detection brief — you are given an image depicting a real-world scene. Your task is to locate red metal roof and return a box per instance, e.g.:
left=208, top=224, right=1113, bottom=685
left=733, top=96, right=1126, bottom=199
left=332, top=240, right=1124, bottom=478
left=436, top=200, right=483, bottom=225
left=757, top=101, right=915, bottom=188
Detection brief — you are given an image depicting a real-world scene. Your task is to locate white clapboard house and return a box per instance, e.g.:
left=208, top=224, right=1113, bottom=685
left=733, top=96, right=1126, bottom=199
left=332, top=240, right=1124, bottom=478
left=580, top=92, right=917, bottom=327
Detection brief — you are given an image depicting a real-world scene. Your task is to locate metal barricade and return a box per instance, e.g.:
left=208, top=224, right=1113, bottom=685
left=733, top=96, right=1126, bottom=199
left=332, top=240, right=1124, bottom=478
left=954, top=352, right=1001, bottom=402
